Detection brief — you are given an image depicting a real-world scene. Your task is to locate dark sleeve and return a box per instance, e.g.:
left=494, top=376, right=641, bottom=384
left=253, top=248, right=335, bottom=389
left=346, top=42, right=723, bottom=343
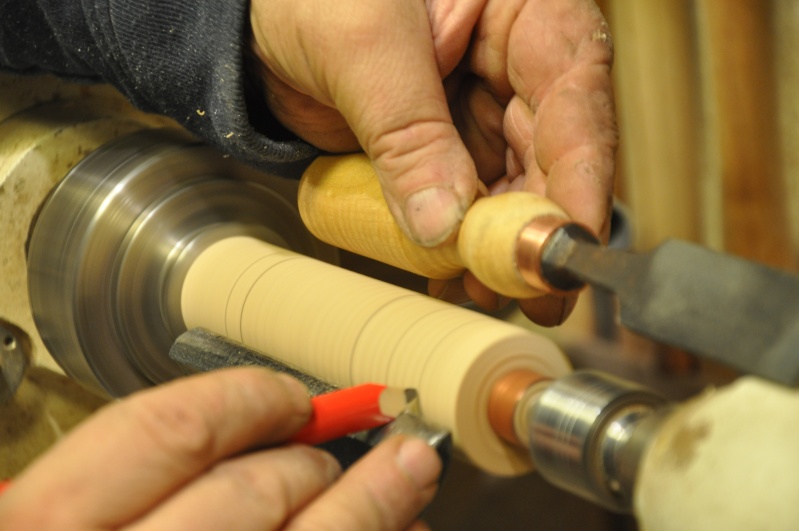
left=0, top=0, right=318, bottom=175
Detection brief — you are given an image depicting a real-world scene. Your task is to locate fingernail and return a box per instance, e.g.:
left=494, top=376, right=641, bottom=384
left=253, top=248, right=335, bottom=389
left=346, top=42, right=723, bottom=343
left=475, top=180, right=490, bottom=199
left=496, top=295, right=512, bottom=310
left=319, top=450, right=343, bottom=483
left=428, top=278, right=470, bottom=305
left=559, top=293, right=579, bottom=324
left=404, top=187, right=464, bottom=247
left=519, top=293, right=579, bottom=327
left=427, top=278, right=447, bottom=299
left=397, top=437, right=442, bottom=490
left=275, top=372, right=309, bottom=398
left=275, top=373, right=312, bottom=418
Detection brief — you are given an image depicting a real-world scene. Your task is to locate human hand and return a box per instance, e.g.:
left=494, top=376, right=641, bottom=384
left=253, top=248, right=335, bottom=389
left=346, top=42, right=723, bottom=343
left=0, top=369, right=441, bottom=530
left=249, top=0, right=617, bottom=324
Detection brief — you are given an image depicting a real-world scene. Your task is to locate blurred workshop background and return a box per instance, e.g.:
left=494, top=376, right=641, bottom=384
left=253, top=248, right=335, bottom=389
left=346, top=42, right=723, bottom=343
left=2, top=1, right=799, bottom=530
left=604, top=0, right=798, bottom=267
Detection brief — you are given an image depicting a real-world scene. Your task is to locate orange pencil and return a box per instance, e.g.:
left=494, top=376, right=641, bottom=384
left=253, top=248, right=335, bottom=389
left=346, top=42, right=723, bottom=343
left=290, top=384, right=414, bottom=445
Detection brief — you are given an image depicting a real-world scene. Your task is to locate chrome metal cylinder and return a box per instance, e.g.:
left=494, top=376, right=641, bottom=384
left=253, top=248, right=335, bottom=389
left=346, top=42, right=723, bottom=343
left=27, top=128, right=335, bottom=397
left=528, top=370, right=667, bottom=512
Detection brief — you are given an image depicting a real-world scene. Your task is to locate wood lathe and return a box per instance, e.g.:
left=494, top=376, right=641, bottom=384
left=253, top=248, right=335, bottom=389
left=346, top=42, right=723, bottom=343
left=4, top=74, right=799, bottom=530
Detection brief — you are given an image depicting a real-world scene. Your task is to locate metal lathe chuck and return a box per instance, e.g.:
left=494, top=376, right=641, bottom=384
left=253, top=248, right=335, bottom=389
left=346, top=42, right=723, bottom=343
left=527, top=371, right=667, bottom=512
left=25, top=129, right=335, bottom=397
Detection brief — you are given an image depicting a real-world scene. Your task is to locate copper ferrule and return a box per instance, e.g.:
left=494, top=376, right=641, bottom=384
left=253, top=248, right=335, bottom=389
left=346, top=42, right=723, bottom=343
left=488, top=369, right=551, bottom=447
left=516, top=215, right=575, bottom=293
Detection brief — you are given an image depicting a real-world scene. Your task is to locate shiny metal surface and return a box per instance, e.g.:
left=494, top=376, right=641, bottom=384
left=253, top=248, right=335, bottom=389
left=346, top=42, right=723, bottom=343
left=369, top=409, right=453, bottom=475
left=0, top=73, right=176, bottom=376
left=543, top=230, right=799, bottom=386
left=487, top=369, right=550, bottom=447
left=517, top=216, right=597, bottom=293
left=598, top=404, right=671, bottom=504
left=28, top=129, right=334, bottom=397
left=528, top=370, right=666, bottom=512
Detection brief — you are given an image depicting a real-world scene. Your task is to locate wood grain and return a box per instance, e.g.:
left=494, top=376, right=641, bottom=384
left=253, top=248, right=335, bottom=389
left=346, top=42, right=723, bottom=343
left=181, top=236, right=572, bottom=475
left=607, top=0, right=703, bottom=248
left=298, top=154, right=569, bottom=298
left=696, top=0, right=792, bottom=268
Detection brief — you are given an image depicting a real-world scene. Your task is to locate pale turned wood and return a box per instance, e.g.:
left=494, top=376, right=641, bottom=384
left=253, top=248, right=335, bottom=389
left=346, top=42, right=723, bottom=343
left=298, top=154, right=462, bottom=279
left=298, top=154, right=569, bottom=299
left=181, top=236, right=571, bottom=475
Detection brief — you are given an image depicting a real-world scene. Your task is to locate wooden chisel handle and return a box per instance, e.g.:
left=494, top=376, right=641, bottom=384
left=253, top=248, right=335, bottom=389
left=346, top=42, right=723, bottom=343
left=298, top=154, right=577, bottom=299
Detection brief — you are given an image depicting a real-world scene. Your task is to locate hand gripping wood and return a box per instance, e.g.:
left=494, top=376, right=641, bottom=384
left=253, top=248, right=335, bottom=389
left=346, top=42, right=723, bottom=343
left=298, top=154, right=571, bottom=299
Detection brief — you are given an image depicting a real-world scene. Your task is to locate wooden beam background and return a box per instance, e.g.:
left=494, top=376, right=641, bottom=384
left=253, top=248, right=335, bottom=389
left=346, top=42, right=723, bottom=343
left=598, top=0, right=798, bottom=271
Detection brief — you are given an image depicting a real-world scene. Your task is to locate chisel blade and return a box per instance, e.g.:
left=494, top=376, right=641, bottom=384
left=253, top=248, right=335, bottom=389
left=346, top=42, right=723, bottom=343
left=545, top=237, right=799, bottom=386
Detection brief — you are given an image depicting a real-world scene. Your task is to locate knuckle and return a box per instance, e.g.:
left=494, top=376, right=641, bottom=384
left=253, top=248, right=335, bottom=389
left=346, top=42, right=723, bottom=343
left=209, top=460, right=295, bottom=530
left=120, top=394, right=217, bottom=465
left=210, top=446, right=338, bottom=526
left=216, top=459, right=293, bottom=509
left=368, top=121, right=457, bottom=175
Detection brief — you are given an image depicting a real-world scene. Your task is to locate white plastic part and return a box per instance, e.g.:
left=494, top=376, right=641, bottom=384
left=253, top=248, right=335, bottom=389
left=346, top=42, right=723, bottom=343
left=635, top=377, right=799, bottom=530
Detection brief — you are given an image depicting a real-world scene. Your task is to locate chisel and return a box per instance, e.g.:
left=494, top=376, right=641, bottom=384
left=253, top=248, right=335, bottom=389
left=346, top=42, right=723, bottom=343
left=532, top=221, right=799, bottom=386
left=298, top=154, right=799, bottom=385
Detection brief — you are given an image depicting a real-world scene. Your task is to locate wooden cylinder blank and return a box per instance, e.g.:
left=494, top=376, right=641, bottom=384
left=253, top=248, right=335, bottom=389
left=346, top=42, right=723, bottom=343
left=181, top=236, right=571, bottom=476
left=298, top=154, right=568, bottom=298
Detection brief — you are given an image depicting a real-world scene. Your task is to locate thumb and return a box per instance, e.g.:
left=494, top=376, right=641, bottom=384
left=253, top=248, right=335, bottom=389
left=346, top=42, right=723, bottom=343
left=328, top=3, right=477, bottom=246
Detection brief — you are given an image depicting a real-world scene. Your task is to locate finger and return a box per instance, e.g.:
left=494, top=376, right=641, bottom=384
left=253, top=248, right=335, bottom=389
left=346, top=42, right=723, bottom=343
left=466, top=0, right=522, bottom=100
left=518, top=293, right=579, bottom=327
left=506, top=146, right=525, bottom=182
left=286, top=436, right=441, bottom=531
left=428, top=277, right=471, bottom=306
left=462, top=271, right=512, bottom=313
left=506, top=0, right=618, bottom=237
left=257, top=61, right=360, bottom=152
left=541, top=143, right=614, bottom=241
left=450, top=76, right=507, bottom=185
left=325, top=3, right=478, bottom=247
left=428, top=275, right=512, bottom=313
left=127, top=445, right=340, bottom=531
left=504, top=96, right=547, bottom=196
left=425, top=0, right=486, bottom=76
left=1, top=368, right=311, bottom=528
left=530, top=77, right=616, bottom=238
left=251, top=1, right=479, bottom=246
left=446, top=0, right=520, bottom=186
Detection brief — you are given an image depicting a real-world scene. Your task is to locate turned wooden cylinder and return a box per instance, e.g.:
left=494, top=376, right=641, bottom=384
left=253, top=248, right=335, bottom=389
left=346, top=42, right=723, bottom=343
left=181, top=236, right=572, bottom=475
